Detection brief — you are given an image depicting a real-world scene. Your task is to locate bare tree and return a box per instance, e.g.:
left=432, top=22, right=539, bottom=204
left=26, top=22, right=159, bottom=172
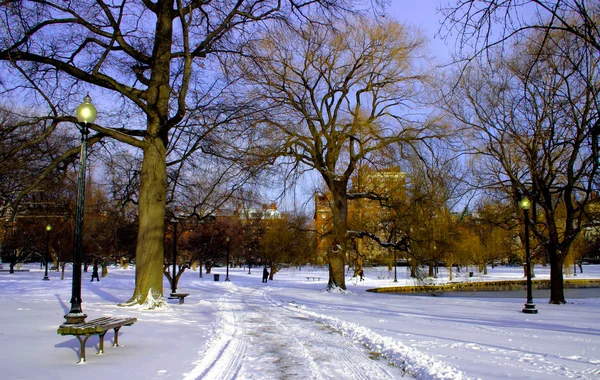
left=441, top=0, right=600, bottom=163
left=0, top=106, right=75, bottom=220
left=472, top=197, right=523, bottom=269
left=237, top=16, right=440, bottom=289
left=441, top=0, right=600, bottom=55
left=384, top=149, right=464, bottom=279
left=255, top=212, right=312, bottom=279
left=0, top=0, right=367, bottom=307
left=445, top=29, right=599, bottom=303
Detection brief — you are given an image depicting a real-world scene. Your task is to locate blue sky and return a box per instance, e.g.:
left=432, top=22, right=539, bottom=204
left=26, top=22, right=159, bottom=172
left=386, top=0, right=454, bottom=64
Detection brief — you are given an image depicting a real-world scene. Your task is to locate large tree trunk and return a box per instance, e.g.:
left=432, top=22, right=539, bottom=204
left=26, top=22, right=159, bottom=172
left=353, top=253, right=364, bottom=278
left=269, top=261, right=278, bottom=280
left=410, top=257, right=417, bottom=278
left=549, top=245, right=566, bottom=304
left=327, top=180, right=348, bottom=290
left=121, top=1, right=173, bottom=308
left=121, top=136, right=167, bottom=307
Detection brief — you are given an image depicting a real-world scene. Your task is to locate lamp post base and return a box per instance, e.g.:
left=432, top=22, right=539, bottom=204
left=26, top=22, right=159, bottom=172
left=43, top=276, right=50, bottom=281
left=522, top=303, right=538, bottom=314
left=64, top=313, right=87, bottom=324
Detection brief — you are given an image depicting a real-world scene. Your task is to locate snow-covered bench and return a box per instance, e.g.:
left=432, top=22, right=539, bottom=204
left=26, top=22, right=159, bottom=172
left=57, top=316, right=137, bottom=363
left=306, top=276, right=321, bottom=281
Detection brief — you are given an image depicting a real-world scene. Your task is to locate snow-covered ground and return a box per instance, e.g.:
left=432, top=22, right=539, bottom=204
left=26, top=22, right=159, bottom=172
left=1, top=263, right=599, bottom=379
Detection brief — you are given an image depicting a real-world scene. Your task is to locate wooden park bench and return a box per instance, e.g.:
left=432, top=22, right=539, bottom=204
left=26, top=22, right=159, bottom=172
left=57, top=316, right=137, bottom=363
left=168, top=292, right=190, bottom=304
left=306, top=276, right=321, bottom=281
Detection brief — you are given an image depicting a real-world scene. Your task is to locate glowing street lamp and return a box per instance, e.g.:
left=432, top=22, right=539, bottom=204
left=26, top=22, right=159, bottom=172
left=43, top=224, right=52, bottom=281
left=225, top=236, right=230, bottom=281
left=519, top=196, right=538, bottom=314
left=64, top=94, right=96, bottom=324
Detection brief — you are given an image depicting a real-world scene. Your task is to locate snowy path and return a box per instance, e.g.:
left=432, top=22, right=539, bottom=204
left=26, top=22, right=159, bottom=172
left=3, top=265, right=600, bottom=379
left=183, top=284, right=404, bottom=380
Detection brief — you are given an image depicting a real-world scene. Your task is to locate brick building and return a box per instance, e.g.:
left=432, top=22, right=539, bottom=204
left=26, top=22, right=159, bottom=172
left=314, top=167, right=406, bottom=264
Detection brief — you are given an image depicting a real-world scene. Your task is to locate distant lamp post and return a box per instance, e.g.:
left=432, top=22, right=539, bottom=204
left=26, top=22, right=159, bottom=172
left=519, top=196, right=538, bottom=314
left=393, top=250, right=398, bottom=283
left=171, top=217, right=178, bottom=295
left=225, top=236, right=230, bottom=281
left=247, top=247, right=252, bottom=275
left=43, top=224, right=52, bottom=281
left=64, top=94, right=96, bottom=324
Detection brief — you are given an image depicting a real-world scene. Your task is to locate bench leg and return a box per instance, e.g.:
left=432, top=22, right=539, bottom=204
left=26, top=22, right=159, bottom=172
left=74, top=334, right=92, bottom=363
left=179, top=296, right=184, bottom=304
left=113, top=327, right=122, bottom=347
left=98, top=332, right=106, bottom=354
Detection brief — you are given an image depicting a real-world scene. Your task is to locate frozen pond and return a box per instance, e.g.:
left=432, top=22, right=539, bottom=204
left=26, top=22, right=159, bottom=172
left=401, top=287, right=600, bottom=299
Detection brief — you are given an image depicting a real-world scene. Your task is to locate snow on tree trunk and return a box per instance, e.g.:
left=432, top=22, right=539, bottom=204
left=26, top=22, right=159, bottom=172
left=121, top=136, right=167, bottom=308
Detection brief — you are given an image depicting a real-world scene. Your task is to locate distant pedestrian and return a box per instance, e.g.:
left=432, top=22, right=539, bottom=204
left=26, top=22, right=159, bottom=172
left=262, top=267, right=269, bottom=283
left=91, top=260, right=100, bottom=282
left=358, top=269, right=364, bottom=281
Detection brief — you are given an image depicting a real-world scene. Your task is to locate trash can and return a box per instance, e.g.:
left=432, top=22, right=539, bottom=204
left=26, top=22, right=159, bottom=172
left=214, top=274, right=220, bottom=281
left=469, top=272, right=473, bottom=277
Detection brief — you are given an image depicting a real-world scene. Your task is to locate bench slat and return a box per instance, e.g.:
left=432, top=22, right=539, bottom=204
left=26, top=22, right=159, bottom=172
left=169, top=293, right=189, bottom=297
left=58, top=317, right=137, bottom=335
left=57, top=316, right=137, bottom=363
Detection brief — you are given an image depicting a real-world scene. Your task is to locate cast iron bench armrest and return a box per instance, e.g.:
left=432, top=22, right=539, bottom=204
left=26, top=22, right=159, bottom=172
left=58, top=317, right=137, bottom=363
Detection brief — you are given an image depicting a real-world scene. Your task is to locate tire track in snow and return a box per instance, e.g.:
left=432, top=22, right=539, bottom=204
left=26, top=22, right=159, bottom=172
left=241, top=286, right=398, bottom=380
left=236, top=287, right=326, bottom=379
left=183, top=290, right=248, bottom=380
left=183, top=284, right=402, bottom=379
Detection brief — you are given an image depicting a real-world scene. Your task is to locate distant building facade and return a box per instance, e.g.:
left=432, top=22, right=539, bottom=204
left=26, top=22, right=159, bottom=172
left=314, top=167, right=406, bottom=264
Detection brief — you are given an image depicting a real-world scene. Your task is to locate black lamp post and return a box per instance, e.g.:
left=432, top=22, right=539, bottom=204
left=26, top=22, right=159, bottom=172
left=519, top=196, right=538, bottom=314
left=171, top=218, right=178, bottom=295
left=248, top=247, right=252, bottom=275
left=225, top=236, right=230, bottom=281
left=393, top=250, right=398, bottom=283
left=64, top=94, right=96, bottom=324
left=248, top=224, right=253, bottom=275
left=43, top=224, right=52, bottom=280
